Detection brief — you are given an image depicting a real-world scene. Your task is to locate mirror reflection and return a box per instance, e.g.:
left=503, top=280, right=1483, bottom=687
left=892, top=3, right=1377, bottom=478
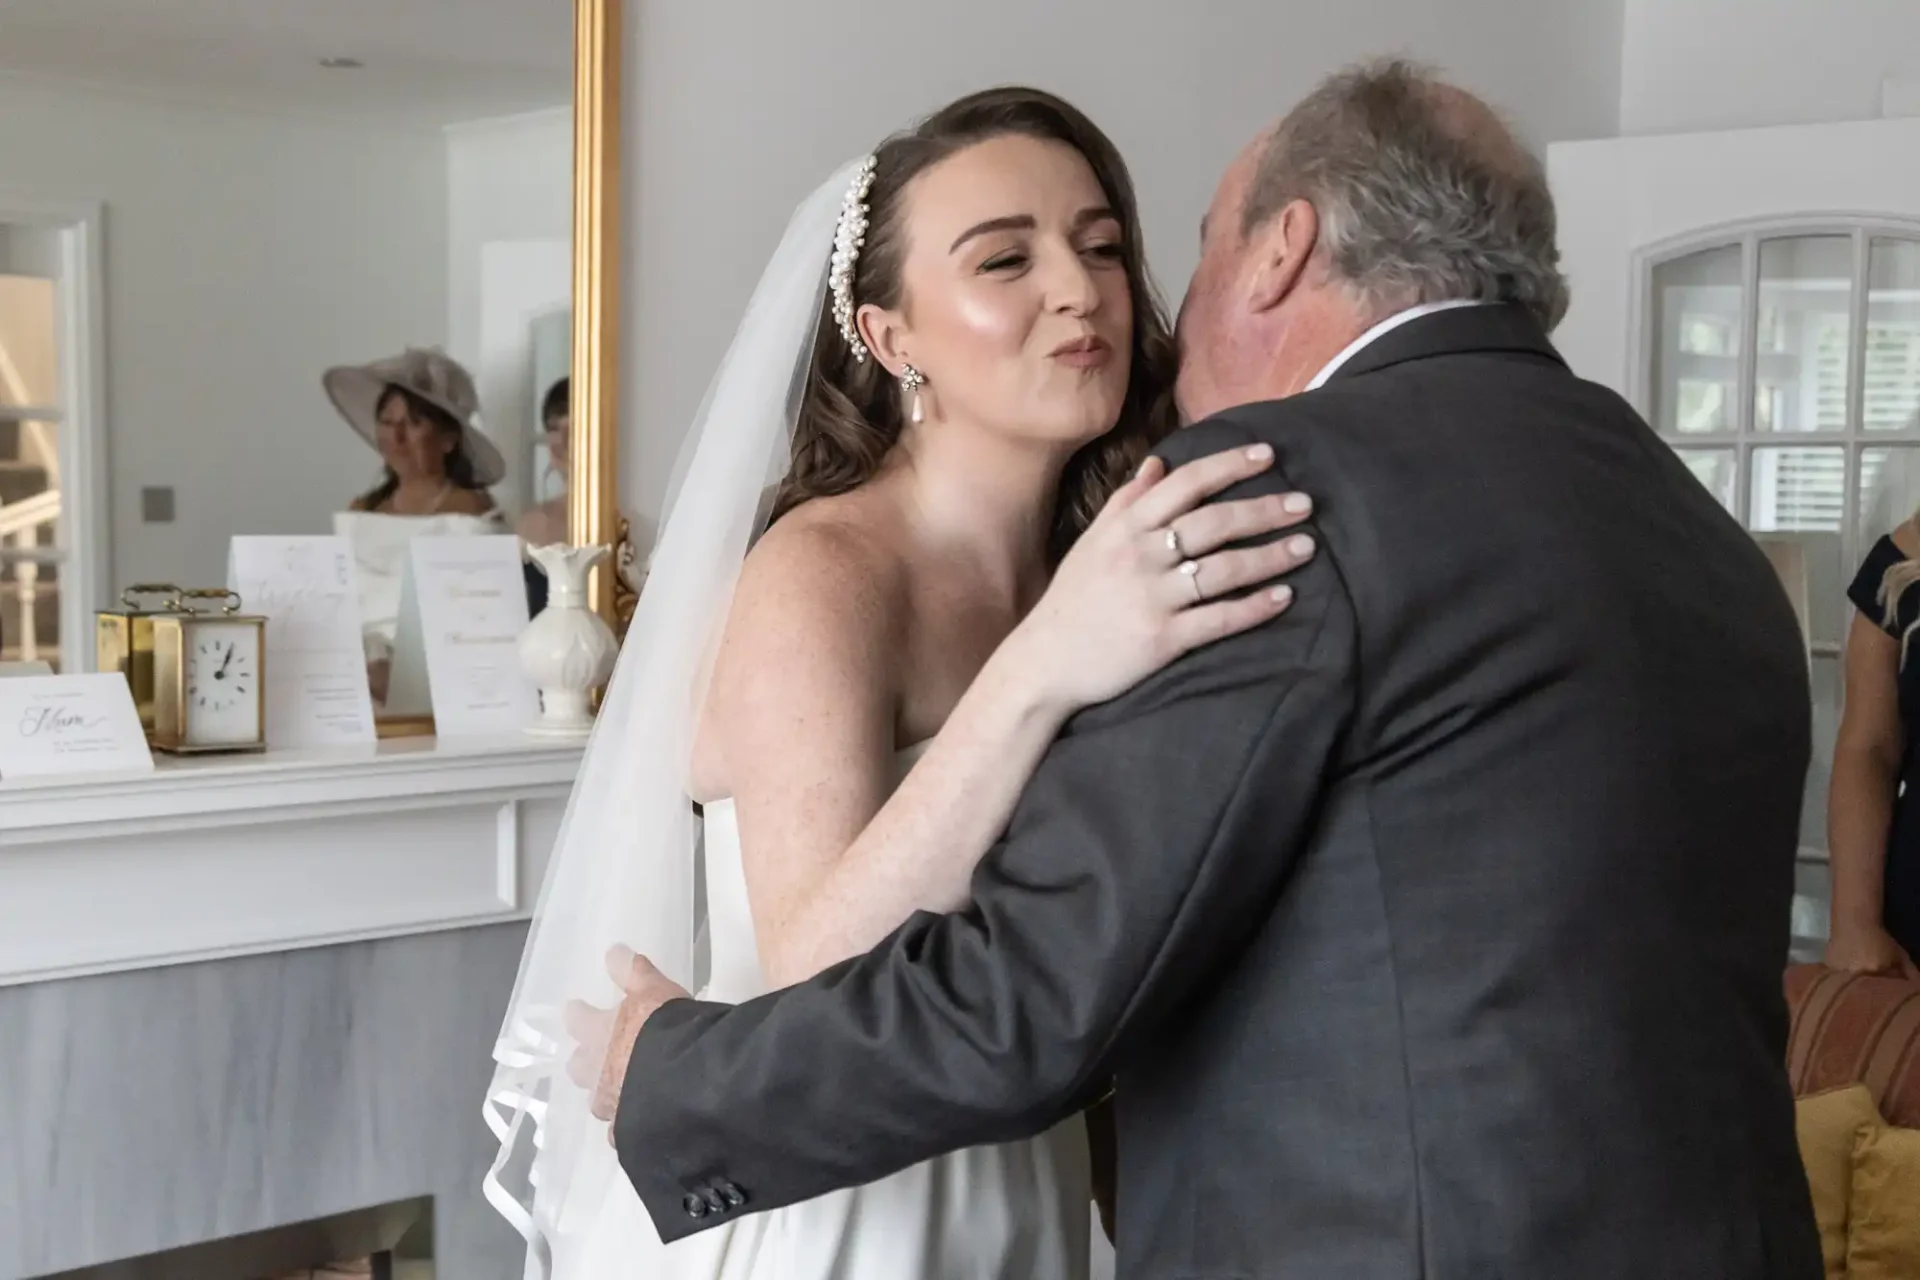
left=0, top=0, right=574, bottom=716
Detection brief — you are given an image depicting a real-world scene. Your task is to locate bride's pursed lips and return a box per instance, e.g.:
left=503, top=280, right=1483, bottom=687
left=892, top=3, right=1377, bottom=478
left=1049, top=334, right=1113, bottom=369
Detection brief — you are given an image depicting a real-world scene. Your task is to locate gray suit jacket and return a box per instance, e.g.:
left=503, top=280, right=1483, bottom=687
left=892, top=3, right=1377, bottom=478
left=615, top=305, right=1822, bottom=1278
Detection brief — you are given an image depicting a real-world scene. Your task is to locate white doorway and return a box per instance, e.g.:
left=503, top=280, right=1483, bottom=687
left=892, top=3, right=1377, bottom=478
left=476, top=238, right=570, bottom=518
left=1548, top=115, right=1920, bottom=951
left=0, top=199, right=106, bottom=672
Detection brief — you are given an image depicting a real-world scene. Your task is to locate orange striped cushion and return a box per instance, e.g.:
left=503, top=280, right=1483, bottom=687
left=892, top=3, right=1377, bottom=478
left=1786, top=965, right=1920, bottom=1128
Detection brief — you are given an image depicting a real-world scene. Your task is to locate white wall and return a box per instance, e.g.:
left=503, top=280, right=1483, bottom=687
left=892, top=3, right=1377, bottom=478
left=1621, top=0, right=1920, bottom=136
left=445, top=108, right=572, bottom=367
left=0, top=80, right=448, bottom=596
left=445, top=108, right=572, bottom=513
left=619, top=0, right=1627, bottom=536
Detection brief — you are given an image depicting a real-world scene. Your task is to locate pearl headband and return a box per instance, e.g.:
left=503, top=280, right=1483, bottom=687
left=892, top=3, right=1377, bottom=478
left=829, top=155, right=879, bottom=363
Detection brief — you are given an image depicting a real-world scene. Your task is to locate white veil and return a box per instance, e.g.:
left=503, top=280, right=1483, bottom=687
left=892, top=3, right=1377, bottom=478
left=482, top=157, right=867, bottom=1273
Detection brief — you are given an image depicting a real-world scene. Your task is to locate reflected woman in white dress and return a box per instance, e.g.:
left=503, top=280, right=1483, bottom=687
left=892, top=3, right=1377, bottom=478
left=486, top=87, right=1316, bottom=1280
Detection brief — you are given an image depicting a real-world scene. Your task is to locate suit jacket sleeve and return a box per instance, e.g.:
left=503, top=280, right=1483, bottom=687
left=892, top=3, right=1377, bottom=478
left=615, top=414, right=1359, bottom=1242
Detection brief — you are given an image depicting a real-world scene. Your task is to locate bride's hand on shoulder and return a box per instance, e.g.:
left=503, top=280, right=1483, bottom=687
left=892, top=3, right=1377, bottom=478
left=1011, top=443, right=1315, bottom=713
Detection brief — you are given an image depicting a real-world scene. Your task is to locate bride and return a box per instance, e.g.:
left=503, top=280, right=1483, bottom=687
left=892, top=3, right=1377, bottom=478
left=485, top=86, right=1315, bottom=1279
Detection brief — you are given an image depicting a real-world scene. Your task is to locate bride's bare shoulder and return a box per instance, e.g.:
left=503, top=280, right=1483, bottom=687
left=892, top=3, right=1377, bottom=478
left=732, top=495, right=911, bottom=636
left=693, top=496, right=909, bottom=797
left=708, top=493, right=910, bottom=708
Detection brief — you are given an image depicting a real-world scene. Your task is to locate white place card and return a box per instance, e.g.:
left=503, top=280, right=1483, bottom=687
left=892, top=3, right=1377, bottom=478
left=0, top=674, right=154, bottom=781
left=229, top=536, right=378, bottom=748
left=400, top=535, right=538, bottom=738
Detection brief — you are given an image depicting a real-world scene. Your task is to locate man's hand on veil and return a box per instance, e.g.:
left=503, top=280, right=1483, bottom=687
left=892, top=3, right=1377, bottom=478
left=564, top=944, right=690, bottom=1127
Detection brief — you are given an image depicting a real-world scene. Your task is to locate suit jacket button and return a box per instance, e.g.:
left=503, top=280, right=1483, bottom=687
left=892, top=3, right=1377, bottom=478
left=683, top=1193, right=710, bottom=1219
left=718, top=1179, right=747, bottom=1207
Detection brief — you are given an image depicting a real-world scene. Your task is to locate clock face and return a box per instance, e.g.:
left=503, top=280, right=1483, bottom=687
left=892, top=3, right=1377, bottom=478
left=184, top=621, right=262, bottom=746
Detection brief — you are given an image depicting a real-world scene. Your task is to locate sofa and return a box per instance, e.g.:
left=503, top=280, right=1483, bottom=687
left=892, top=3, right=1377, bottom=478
left=1784, top=964, right=1920, bottom=1279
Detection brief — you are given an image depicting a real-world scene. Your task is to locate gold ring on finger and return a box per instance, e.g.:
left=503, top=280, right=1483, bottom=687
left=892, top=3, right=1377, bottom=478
left=1179, top=558, right=1204, bottom=603
left=1164, top=527, right=1185, bottom=562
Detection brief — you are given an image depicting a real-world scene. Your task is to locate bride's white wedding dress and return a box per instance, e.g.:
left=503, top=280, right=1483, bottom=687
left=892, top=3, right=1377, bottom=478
left=559, top=744, right=1091, bottom=1280
left=487, top=158, right=1097, bottom=1280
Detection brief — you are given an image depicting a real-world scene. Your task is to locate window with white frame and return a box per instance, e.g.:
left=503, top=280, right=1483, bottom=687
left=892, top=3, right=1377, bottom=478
left=0, top=205, right=101, bottom=675
left=1646, top=222, right=1920, bottom=853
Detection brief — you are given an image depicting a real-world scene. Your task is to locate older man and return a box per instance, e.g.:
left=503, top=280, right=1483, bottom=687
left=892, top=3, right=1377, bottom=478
left=596, top=60, right=1820, bottom=1277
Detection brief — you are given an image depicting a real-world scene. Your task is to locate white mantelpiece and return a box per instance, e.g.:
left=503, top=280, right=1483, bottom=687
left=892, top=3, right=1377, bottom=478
left=0, top=736, right=581, bottom=986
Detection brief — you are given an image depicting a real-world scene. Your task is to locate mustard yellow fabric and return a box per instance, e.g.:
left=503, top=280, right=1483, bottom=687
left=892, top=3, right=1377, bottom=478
left=1795, top=1084, right=1882, bottom=1278
left=1846, top=1121, right=1920, bottom=1280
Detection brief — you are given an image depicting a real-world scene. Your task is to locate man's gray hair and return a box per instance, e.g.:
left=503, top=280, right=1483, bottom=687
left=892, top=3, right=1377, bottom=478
left=1242, top=59, right=1569, bottom=331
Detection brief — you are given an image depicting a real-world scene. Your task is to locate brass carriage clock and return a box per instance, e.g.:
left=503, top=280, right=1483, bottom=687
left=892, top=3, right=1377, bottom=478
left=95, top=583, right=183, bottom=738
left=150, top=589, right=268, bottom=754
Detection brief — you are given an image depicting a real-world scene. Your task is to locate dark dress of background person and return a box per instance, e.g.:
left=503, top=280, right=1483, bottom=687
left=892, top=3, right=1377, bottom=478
left=613, top=305, right=1820, bottom=1279
left=520, top=377, right=574, bottom=620
left=524, top=560, right=548, bottom=618
left=1847, top=534, right=1920, bottom=953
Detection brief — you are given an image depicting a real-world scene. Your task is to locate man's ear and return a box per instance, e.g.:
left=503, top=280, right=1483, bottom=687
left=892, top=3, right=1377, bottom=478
left=1244, top=198, right=1319, bottom=315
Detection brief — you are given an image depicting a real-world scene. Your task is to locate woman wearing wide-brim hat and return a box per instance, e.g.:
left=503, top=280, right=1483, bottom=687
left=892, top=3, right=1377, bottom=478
left=324, top=347, right=507, bottom=516
left=323, top=347, right=510, bottom=703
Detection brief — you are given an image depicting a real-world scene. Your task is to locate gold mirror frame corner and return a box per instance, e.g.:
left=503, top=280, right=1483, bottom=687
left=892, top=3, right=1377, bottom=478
left=569, top=0, right=635, bottom=639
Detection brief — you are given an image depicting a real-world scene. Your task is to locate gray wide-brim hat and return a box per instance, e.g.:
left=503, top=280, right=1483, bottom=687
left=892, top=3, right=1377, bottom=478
left=322, top=347, right=506, bottom=487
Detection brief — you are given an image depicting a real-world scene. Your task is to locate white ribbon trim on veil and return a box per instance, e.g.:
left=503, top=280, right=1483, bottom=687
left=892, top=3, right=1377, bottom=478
left=482, top=1014, right=560, bottom=1241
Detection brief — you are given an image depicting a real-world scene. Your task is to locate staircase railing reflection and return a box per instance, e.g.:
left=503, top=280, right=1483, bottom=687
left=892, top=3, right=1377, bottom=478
left=0, top=487, right=60, bottom=663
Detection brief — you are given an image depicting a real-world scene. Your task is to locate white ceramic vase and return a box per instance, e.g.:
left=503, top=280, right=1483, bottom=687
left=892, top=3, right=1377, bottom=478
left=519, top=544, right=620, bottom=739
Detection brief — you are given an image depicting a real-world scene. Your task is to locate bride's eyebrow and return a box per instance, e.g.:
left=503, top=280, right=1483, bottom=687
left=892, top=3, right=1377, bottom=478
left=948, top=206, right=1120, bottom=254
left=950, top=215, right=1034, bottom=253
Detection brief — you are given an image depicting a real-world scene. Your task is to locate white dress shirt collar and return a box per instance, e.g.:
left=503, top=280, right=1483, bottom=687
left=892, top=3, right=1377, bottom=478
left=1304, top=299, right=1491, bottom=391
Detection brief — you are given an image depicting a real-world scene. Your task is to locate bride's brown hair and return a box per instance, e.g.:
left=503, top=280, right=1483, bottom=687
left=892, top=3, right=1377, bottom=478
left=770, top=86, right=1180, bottom=562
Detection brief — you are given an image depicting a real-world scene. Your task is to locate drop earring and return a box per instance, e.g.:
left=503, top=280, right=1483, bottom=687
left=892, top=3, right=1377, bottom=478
left=900, top=364, right=927, bottom=424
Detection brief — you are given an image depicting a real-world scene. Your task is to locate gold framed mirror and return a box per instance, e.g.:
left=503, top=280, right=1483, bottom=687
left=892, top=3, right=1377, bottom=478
left=570, top=0, right=631, bottom=637
left=380, top=0, right=623, bottom=739
left=0, top=3, right=626, bottom=726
